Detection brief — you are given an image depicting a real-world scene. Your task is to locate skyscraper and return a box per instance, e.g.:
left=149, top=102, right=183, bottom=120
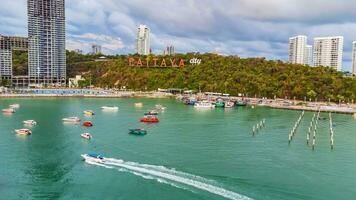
left=313, top=36, right=343, bottom=71
left=289, top=35, right=307, bottom=64
left=91, top=44, right=102, bottom=55
left=305, top=45, right=313, bottom=66
left=136, top=24, right=150, bottom=55
left=352, top=42, right=356, bottom=75
left=28, top=0, right=66, bottom=85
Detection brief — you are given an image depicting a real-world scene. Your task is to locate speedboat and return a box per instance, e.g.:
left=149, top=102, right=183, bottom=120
left=83, top=121, right=93, bottom=127
left=134, top=102, right=143, bottom=107
left=194, top=101, right=215, bottom=109
left=101, top=106, right=119, bottom=111
left=9, top=104, right=20, bottom=109
left=15, top=129, right=32, bottom=135
left=129, top=128, right=147, bottom=135
left=81, top=153, right=104, bottom=163
left=2, top=108, right=15, bottom=113
left=23, top=120, right=37, bottom=125
left=83, top=110, right=94, bottom=116
left=144, top=110, right=158, bottom=115
left=140, top=115, right=159, bottom=123
left=62, top=117, right=80, bottom=122
left=81, top=133, right=92, bottom=140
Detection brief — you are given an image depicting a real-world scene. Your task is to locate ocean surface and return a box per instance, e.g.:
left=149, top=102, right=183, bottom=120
left=0, top=98, right=355, bottom=200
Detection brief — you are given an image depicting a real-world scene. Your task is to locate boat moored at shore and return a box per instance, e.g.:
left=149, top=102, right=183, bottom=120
left=194, top=101, right=215, bottom=109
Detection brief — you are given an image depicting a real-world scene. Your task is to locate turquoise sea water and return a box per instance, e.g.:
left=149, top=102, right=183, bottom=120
left=0, top=98, right=355, bottom=200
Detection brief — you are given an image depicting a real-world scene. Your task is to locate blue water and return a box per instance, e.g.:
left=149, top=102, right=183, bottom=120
left=0, top=98, right=355, bottom=200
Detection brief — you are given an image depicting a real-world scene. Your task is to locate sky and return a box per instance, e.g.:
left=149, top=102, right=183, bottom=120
left=0, top=0, right=355, bottom=72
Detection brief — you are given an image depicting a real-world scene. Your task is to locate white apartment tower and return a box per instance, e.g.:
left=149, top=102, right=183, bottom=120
left=305, top=45, right=313, bottom=66
left=289, top=35, right=308, bottom=64
left=28, top=0, right=66, bottom=85
left=136, top=24, right=150, bottom=55
left=313, top=36, right=343, bottom=71
left=352, top=42, right=356, bottom=75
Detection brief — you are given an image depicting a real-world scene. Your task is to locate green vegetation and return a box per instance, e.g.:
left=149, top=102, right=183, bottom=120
left=12, top=50, right=356, bottom=101
left=12, top=50, right=28, bottom=76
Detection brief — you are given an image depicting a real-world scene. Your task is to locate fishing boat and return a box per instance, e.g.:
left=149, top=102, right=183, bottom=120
left=83, top=110, right=94, bottom=116
left=194, top=101, right=215, bottom=109
left=129, top=128, right=147, bottom=135
left=2, top=108, right=15, bottom=113
left=83, top=121, right=93, bottom=127
left=144, top=110, right=159, bottom=115
left=62, top=117, right=80, bottom=123
left=23, top=120, right=37, bottom=125
left=81, top=133, right=92, bottom=140
left=15, top=129, right=32, bottom=135
left=9, top=104, right=20, bottom=109
left=81, top=153, right=104, bottom=163
left=101, top=106, right=119, bottom=111
left=225, top=101, right=235, bottom=108
left=235, top=100, right=247, bottom=106
left=135, top=102, right=143, bottom=107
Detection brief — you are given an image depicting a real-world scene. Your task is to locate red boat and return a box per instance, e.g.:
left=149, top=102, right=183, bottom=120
left=140, top=116, right=159, bottom=123
left=83, top=121, right=93, bottom=127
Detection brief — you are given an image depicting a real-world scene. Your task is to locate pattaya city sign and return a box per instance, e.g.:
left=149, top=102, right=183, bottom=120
left=129, top=57, right=201, bottom=67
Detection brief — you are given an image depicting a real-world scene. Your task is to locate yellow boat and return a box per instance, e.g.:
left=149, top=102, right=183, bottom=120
left=353, top=113, right=356, bottom=119
left=83, top=110, right=94, bottom=116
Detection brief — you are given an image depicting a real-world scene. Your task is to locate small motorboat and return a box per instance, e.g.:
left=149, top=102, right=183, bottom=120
left=129, top=128, right=147, bottom=135
left=101, top=106, right=119, bottom=111
left=81, top=153, right=104, bottom=163
left=140, top=115, right=159, bottom=123
left=225, top=101, right=235, bottom=108
left=135, top=103, right=143, bottom=107
left=15, top=129, right=32, bottom=135
left=9, top=104, right=20, bottom=109
left=83, top=110, right=94, bottom=116
left=83, top=121, right=93, bottom=127
left=23, top=120, right=37, bottom=125
left=2, top=108, right=15, bottom=113
left=144, top=110, right=159, bottom=115
left=81, top=133, right=92, bottom=140
left=235, top=100, right=247, bottom=106
left=62, top=117, right=81, bottom=123
left=194, top=101, right=215, bottom=109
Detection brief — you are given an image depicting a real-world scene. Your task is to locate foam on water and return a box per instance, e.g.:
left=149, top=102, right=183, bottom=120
left=86, top=157, right=253, bottom=200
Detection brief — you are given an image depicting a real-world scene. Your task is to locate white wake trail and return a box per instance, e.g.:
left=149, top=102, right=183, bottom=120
left=86, top=158, right=253, bottom=200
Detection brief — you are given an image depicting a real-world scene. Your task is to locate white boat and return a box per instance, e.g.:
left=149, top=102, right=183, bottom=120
left=62, top=117, right=81, bottom=122
left=194, top=101, right=215, bottom=109
left=15, top=129, right=31, bottom=135
left=101, top=106, right=119, bottom=111
left=9, top=104, right=20, bottom=109
left=81, top=133, right=92, bottom=140
left=2, top=108, right=15, bottom=113
left=225, top=101, right=235, bottom=108
left=23, top=120, right=37, bottom=125
left=81, top=153, right=104, bottom=163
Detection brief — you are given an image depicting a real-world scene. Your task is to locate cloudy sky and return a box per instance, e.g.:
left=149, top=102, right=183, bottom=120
left=0, top=0, right=355, bottom=71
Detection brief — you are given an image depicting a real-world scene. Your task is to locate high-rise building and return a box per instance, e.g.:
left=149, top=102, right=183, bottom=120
left=28, top=0, right=66, bottom=85
left=91, top=44, right=102, bottom=55
left=163, top=45, right=175, bottom=55
left=305, top=45, right=313, bottom=66
left=289, top=35, right=307, bottom=64
left=352, top=42, right=356, bottom=76
left=0, top=35, right=28, bottom=79
left=313, top=36, right=343, bottom=71
left=136, top=24, right=150, bottom=55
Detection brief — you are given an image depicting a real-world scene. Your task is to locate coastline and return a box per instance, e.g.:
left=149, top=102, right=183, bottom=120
left=0, top=91, right=355, bottom=115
